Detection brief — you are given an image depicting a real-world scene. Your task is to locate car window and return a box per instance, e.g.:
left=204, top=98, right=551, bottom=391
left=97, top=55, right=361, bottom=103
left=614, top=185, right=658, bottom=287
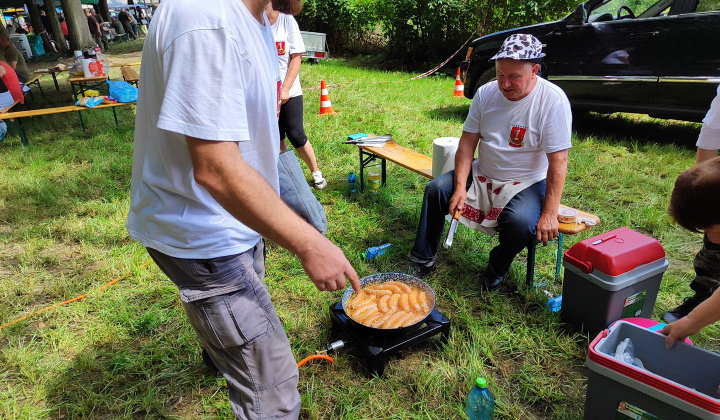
left=588, top=0, right=673, bottom=20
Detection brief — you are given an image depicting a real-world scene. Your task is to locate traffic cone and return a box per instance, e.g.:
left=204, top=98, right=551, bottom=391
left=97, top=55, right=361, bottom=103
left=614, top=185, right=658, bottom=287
left=453, top=68, right=464, bottom=97
left=318, top=80, right=338, bottom=116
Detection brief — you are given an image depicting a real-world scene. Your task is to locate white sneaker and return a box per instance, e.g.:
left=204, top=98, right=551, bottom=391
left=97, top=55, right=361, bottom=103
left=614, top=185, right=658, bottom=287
left=312, top=171, right=327, bottom=189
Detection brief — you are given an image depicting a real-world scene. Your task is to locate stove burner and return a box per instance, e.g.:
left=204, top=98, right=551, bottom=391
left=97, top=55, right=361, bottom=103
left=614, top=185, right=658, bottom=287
left=328, top=302, right=450, bottom=375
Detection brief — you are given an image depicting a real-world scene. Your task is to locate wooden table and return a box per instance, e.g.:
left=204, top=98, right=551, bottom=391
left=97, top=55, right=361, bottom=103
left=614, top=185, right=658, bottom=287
left=35, top=68, right=67, bottom=92
left=68, top=74, right=109, bottom=99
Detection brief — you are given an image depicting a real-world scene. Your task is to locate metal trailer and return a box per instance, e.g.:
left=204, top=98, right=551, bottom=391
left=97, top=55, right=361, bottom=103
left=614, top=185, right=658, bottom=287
left=300, top=31, right=328, bottom=63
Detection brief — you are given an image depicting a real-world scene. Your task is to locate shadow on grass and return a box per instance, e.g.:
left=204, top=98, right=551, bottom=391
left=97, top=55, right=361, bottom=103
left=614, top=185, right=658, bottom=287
left=425, top=104, right=468, bottom=124
left=573, top=112, right=701, bottom=148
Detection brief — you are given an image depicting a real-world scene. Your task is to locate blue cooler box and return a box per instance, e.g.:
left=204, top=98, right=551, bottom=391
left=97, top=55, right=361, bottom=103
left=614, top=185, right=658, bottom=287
left=562, top=227, right=668, bottom=336
left=586, top=320, right=720, bottom=419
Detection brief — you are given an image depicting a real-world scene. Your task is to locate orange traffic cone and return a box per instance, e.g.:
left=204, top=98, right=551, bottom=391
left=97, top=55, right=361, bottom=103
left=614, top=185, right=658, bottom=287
left=453, top=68, right=464, bottom=97
left=318, top=80, right=338, bottom=116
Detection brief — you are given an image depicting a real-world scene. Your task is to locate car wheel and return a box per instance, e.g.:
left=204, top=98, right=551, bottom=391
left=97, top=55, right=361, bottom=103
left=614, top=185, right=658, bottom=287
left=474, top=67, right=496, bottom=95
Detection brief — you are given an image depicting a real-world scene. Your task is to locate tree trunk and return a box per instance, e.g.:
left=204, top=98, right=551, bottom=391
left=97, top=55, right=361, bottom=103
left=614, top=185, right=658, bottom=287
left=44, top=3, right=69, bottom=56
left=98, top=0, right=111, bottom=24
left=25, top=0, right=55, bottom=55
left=59, top=0, right=95, bottom=52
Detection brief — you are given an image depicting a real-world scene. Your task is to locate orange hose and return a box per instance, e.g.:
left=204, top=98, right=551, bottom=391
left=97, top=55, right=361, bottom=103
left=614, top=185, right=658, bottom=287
left=297, top=354, right=334, bottom=368
left=0, top=259, right=152, bottom=331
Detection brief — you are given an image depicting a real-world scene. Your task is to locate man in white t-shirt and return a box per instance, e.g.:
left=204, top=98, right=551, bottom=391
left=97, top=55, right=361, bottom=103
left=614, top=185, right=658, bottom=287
left=663, top=85, right=720, bottom=324
left=126, top=0, right=359, bottom=417
left=409, top=34, right=572, bottom=291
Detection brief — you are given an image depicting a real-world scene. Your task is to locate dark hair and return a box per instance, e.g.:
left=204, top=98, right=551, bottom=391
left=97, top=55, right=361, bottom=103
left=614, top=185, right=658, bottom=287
left=669, top=157, right=720, bottom=232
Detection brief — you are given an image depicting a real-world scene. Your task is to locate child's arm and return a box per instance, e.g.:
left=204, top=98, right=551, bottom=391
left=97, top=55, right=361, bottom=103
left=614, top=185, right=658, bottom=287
left=661, top=287, right=720, bottom=347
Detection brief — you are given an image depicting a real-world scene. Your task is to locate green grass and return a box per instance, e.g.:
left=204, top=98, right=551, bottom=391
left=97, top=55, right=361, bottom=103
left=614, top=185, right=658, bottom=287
left=0, top=49, right=714, bottom=419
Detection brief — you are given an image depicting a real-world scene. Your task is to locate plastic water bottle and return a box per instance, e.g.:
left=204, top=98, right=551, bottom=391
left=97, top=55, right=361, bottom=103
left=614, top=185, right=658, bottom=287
left=348, top=172, right=357, bottom=193
left=466, top=377, right=495, bottom=419
left=362, top=243, right=391, bottom=259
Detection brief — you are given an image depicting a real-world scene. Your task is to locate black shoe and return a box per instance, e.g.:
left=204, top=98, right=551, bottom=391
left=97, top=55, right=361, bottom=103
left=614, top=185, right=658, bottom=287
left=663, top=294, right=708, bottom=323
left=201, top=348, right=220, bottom=374
left=478, top=270, right=504, bottom=291
left=407, top=261, right=437, bottom=278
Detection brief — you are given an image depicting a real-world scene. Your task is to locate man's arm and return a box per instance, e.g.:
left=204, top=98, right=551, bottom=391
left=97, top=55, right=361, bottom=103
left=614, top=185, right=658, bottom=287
left=697, top=147, right=718, bottom=164
left=187, top=137, right=360, bottom=292
left=281, top=53, right=302, bottom=103
left=536, top=149, right=568, bottom=246
left=448, top=130, right=481, bottom=215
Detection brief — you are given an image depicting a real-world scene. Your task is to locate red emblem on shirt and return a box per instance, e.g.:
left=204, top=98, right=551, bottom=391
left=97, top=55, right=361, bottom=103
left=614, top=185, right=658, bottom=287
left=509, top=126, right=526, bottom=148
left=275, top=41, right=286, bottom=56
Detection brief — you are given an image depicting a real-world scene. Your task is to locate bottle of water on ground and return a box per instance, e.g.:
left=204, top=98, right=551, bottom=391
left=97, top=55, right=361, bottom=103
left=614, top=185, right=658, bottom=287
left=348, top=172, right=357, bottom=193
left=362, top=243, right=391, bottom=259
left=466, top=377, right=495, bottom=419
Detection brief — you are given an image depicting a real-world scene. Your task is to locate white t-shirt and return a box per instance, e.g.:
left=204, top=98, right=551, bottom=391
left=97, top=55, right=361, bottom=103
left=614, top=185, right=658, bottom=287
left=463, top=77, right=572, bottom=181
left=697, top=85, right=720, bottom=151
left=126, top=0, right=281, bottom=259
left=270, top=13, right=305, bottom=98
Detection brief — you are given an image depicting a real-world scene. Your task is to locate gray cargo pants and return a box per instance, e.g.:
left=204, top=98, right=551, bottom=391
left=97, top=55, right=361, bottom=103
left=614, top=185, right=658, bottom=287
left=147, top=241, right=301, bottom=419
left=689, top=234, right=720, bottom=298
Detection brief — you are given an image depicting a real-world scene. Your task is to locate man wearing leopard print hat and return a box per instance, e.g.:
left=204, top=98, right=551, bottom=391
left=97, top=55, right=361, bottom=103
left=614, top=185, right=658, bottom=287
left=409, top=34, right=572, bottom=291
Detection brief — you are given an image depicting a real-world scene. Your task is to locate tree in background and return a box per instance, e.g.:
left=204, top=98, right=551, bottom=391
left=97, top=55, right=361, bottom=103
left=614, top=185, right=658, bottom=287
left=43, top=2, right=69, bottom=56
left=296, top=0, right=577, bottom=66
left=97, top=0, right=111, bottom=24
left=24, top=0, right=55, bottom=55
left=59, top=0, right=96, bottom=52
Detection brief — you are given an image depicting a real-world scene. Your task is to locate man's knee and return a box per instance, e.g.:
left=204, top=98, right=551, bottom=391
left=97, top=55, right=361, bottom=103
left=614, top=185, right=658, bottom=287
left=424, top=171, right=454, bottom=202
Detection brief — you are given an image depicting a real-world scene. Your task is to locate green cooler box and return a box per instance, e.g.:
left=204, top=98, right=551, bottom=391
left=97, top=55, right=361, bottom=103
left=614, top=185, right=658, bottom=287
left=562, top=227, right=668, bottom=336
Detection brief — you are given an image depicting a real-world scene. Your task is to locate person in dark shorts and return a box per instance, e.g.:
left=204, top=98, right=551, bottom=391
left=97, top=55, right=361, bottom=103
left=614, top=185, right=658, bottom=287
left=266, top=4, right=327, bottom=189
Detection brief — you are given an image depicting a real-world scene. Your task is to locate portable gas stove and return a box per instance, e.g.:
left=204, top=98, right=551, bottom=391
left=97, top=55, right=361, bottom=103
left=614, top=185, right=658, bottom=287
left=327, top=302, right=450, bottom=375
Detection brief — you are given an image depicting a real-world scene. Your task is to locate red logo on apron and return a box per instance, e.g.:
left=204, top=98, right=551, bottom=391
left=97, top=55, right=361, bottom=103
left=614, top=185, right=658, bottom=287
left=275, top=41, right=286, bottom=56
left=509, top=126, right=526, bottom=148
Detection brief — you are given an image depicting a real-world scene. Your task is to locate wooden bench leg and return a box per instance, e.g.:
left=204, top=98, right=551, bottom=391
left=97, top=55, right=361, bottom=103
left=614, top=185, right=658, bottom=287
left=526, top=239, right=537, bottom=288
left=555, top=233, right=564, bottom=282
left=8, top=118, right=28, bottom=147
left=359, top=148, right=386, bottom=193
left=77, top=110, right=85, bottom=130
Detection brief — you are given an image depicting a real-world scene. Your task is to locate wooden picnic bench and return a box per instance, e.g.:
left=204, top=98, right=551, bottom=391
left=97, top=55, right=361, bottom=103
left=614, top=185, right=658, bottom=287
left=356, top=139, right=601, bottom=288
left=3, top=102, right=136, bottom=146
left=121, top=66, right=139, bottom=87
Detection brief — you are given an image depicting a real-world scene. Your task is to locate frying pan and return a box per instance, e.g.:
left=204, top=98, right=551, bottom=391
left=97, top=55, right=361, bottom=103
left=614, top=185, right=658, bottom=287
left=341, top=272, right=436, bottom=335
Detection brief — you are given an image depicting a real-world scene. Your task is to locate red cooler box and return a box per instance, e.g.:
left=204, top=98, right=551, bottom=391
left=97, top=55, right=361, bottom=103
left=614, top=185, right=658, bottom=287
left=562, top=227, right=668, bottom=336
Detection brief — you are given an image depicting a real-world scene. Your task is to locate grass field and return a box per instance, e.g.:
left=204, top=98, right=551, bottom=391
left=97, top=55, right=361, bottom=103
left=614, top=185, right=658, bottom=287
left=0, top=43, right=716, bottom=419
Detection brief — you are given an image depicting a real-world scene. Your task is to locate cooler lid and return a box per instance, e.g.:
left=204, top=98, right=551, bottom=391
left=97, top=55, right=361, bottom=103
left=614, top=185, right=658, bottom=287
left=564, top=227, right=665, bottom=276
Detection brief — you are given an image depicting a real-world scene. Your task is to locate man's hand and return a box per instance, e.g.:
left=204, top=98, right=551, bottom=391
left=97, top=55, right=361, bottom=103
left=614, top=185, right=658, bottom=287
left=536, top=212, right=559, bottom=246
left=448, top=188, right=468, bottom=216
left=659, top=318, right=698, bottom=348
left=298, top=236, right=360, bottom=292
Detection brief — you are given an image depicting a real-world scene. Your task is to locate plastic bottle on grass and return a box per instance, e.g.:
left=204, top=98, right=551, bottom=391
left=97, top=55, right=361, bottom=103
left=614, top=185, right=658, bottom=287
left=362, top=243, right=391, bottom=260
left=466, top=377, right=495, bottom=419
left=348, top=172, right=357, bottom=193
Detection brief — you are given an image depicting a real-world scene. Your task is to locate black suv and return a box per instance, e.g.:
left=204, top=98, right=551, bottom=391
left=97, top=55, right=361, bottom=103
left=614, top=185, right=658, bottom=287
left=460, top=0, right=720, bottom=122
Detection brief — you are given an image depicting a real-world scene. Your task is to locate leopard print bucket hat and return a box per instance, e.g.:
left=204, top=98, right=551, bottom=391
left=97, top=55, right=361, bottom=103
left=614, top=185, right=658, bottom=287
left=490, top=34, right=546, bottom=61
